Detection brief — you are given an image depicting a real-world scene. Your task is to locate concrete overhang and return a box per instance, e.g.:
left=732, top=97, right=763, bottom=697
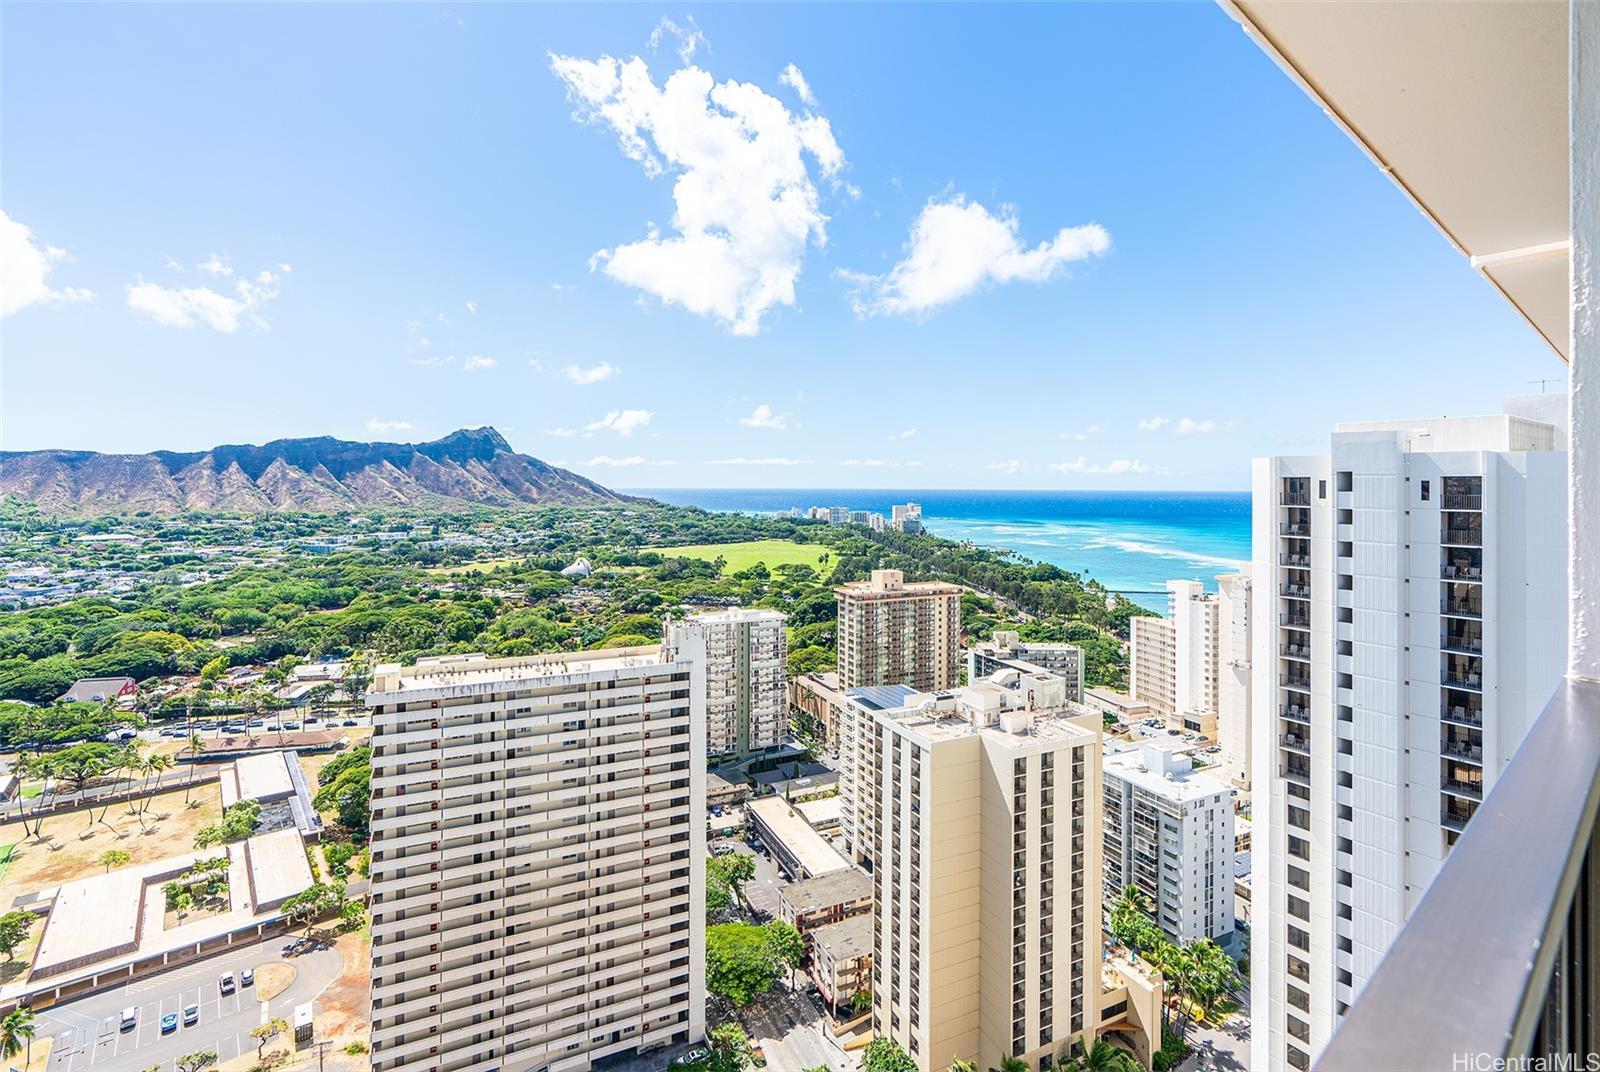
left=1221, top=0, right=1570, bottom=360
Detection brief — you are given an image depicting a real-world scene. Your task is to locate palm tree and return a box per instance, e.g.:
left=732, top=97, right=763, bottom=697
left=0, top=1007, right=36, bottom=1070
left=947, top=1060, right=977, bottom=1072
left=143, top=754, right=174, bottom=813
left=8, top=755, right=35, bottom=837
left=183, top=733, right=206, bottom=803
left=988, top=1057, right=1029, bottom=1072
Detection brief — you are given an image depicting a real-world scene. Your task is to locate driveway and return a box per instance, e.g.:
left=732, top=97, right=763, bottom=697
left=37, top=935, right=342, bottom=1072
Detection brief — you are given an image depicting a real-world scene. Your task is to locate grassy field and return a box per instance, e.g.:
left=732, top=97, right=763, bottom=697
left=656, top=539, right=830, bottom=575
left=426, top=557, right=524, bottom=576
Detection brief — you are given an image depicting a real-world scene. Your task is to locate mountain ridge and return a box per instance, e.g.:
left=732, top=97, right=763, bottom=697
left=0, top=427, right=635, bottom=515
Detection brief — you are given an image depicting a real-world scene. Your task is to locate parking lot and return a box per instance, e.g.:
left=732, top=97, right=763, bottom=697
left=37, top=936, right=342, bottom=1072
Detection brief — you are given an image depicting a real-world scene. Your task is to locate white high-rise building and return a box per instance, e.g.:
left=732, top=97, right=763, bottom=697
left=967, top=631, right=1086, bottom=703
left=1215, top=573, right=1253, bottom=788
left=1102, top=741, right=1236, bottom=949
left=665, top=608, right=787, bottom=759
left=865, top=669, right=1113, bottom=1071
left=365, top=646, right=706, bottom=1072
left=1130, top=578, right=1252, bottom=762
left=1250, top=398, right=1566, bottom=1072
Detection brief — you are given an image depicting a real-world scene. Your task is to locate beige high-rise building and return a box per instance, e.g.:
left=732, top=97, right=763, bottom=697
left=1130, top=578, right=1254, bottom=763
left=866, top=668, right=1106, bottom=1071
left=665, top=607, right=787, bottom=759
left=365, top=646, right=706, bottom=1072
left=835, top=569, right=962, bottom=691
left=1129, top=615, right=1178, bottom=720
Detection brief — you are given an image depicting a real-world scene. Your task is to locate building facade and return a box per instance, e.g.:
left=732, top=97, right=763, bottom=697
left=1215, top=573, right=1254, bottom=788
left=366, top=647, right=706, bottom=1072
left=1102, top=742, right=1236, bottom=949
left=788, top=670, right=848, bottom=752
left=967, top=631, right=1086, bottom=703
left=1129, top=615, right=1178, bottom=721
left=835, top=569, right=962, bottom=692
left=1250, top=400, right=1567, bottom=1072
left=866, top=670, right=1106, bottom=1071
left=665, top=608, right=787, bottom=759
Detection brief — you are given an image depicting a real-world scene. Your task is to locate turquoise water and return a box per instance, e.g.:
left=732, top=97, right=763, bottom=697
left=630, top=489, right=1253, bottom=613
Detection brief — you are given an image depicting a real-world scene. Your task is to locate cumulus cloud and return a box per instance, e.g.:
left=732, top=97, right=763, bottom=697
left=1060, top=424, right=1103, bottom=441
left=0, top=211, right=95, bottom=317
left=463, top=355, right=497, bottom=371
left=987, top=459, right=1034, bottom=475
left=366, top=418, right=414, bottom=434
left=1049, top=457, right=1150, bottom=475
left=1137, top=416, right=1170, bottom=431
left=778, top=63, right=816, bottom=106
left=1176, top=417, right=1217, bottom=435
left=198, top=253, right=233, bottom=277
left=586, top=409, right=653, bottom=436
left=545, top=427, right=579, bottom=437
left=549, top=49, right=848, bottom=335
left=841, top=459, right=922, bottom=468
left=409, top=354, right=455, bottom=367
left=706, top=457, right=811, bottom=466
left=738, top=404, right=791, bottom=430
left=841, top=195, right=1109, bottom=318
left=127, top=262, right=283, bottom=332
left=465, top=300, right=478, bottom=315
left=561, top=362, right=620, bottom=385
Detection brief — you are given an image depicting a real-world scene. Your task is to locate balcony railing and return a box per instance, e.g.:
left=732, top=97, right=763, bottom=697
left=1442, top=597, right=1484, bottom=618
left=1281, top=553, right=1311, bottom=567
left=1281, top=522, right=1310, bottom=536
left=1281, top=584, right=1311, bottom=599
left=1316, top=679, right=1600, bottom=1072
left=1442, top=522, right=1484, bottom=547
left=1281, top=704, right=1311, bottom=725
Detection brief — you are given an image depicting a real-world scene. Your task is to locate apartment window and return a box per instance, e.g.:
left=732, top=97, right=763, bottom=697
left=1318, top=479, right=1327, bottom=499
left=1421, top=479, right=1431, bottom=501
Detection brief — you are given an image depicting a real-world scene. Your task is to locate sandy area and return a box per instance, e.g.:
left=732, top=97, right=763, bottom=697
left=0, top=782, right=222, bottom=909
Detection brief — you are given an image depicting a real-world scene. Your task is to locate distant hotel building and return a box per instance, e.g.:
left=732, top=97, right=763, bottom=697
left=1129, top=577, right=1253, bottom=782
left=1103, top=741, right=1236, bottom=949
left=666, top=608, right=787, bottom=759
left=891, top=502, right=923, bottom=533
left=865, top=669, right=1114, bottom=1070
left=366, top=647, right=705, bottom=1072
left=1251, top=398, right=1566, bottom=1072
left=967, top=630, right=1085, bottom=703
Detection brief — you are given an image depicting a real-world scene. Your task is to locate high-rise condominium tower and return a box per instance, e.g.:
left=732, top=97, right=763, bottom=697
left=1215, top=573, right=1253, bottom=788
left=365, top=646, right=706, bottom=1072
left=835, top=569, right=962, bottom=692
left=1102, top=741, right=1236, bottom=948
left=866, top=669, right=1105, bottom=1071
left=1250, top=398, right=1566, bottom=1072
left=665, top=608, right=787, bottom=759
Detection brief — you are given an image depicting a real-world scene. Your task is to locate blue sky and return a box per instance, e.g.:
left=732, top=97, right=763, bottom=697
left=0, top=3, right=1562, bottom=490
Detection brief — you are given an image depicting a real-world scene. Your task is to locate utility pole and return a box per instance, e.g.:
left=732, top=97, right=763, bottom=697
left=314, top=1039, right=330, bottom=1072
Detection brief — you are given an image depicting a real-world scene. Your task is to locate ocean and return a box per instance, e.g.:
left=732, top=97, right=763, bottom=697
left=628, top=489, right=1253, bottom=613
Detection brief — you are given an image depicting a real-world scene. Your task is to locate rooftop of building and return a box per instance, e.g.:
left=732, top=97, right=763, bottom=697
left=875, top=671, right=1099, bottom=748
left=370, top=644, right=670, bottom=695
left=1104, top=743, right=1235, bottom=804
left=834, top=568, right=963, bottom=597
left=811, top=913, right=873, bottom=960
left=1085, top=687, right=1150, bottom=713
left=969, top=631, right=1081, bottom=654
left=746, top=796, right=850, bottom=877
left=780, top=867, right=874, bottom=913
left=675, top=607, right=787, bottom=624
left=795, top=795, right=843, bottom=828
left=846, top=684, right=922, bottom=712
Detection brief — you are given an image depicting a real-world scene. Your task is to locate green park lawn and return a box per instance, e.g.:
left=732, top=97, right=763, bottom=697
left=656, top=539, right=831, bottom=575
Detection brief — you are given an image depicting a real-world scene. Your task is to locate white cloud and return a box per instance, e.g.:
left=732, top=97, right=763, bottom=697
left=365, top=418, right=414, bottom=434
left=0, top=211, right=95, bottom=317
left=545, top=427, right=579, bottom=438
left=561, top=362, right=620, bottom=385
left=987, top=459, right=1034, bottom=475
left=277, top=262, right=293, bottom=274
left=888, top=428, right=918, bottom=441
left=1048, top=457, right=1150, bottom=475
left=463, top=355, right=497, bottom=371
left=649, top=15, right=706, bottom=64
left=549, top=50, right=848, bottom=335
left=738, top=404, right=791, bottom=430
left=586, top=409, right=653, bottom=436
left=586, top=455, right=646, bottom=467
left=778, top=63, right=816, bottom=107
left=405, top=320, right=432, bottom=350
left=527, top=357, right=544, bottom=372
left=1175, top=417, right=1218, bottom=435
left=465, top=300, right=478, bottom=315
left=842, top=195, right=1110, bottom=317
left=126, top=263, right=283, bottom=332
left=1060, top=424, right=1103, bottom=441
left=1137, top=416, right=1170, bottom=431
left=841, top=459, right=922, bottom=468
left=409, top=354, right=456, bottom=367
left=706, top=457, right=811, bottom=466
left=198, top=253, right=233, bottom=277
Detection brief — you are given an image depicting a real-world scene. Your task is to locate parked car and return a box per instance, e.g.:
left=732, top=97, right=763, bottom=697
left=219, top=971, right=236, bottom=994
left=161, top=1013, right=178, bottom=1034
left=183, top=1003, right=199, bottom=1027
left=342, top=719, right=358, bottom=727
left=284, top=721, right=301, bottom=730
left=120, top=1008, right=137, bottom=1032
left=241, top=966, right=255, bottom=987
left=710, top=805, right=723, bottom=817
left=304, top=715, right=319, bottom=724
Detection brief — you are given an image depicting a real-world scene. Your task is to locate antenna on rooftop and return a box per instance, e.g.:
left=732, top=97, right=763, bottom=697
left=1529, top=378, right=1562, bottom=393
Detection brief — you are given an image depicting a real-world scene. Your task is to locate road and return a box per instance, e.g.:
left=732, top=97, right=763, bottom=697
left=1177, top=983, right=1251, bottom=1072
left=711, top=836, right=784, bottom=921
left=37, top=936, right=342, bottom=1072
left=741, top=984, right=851, bottom=1072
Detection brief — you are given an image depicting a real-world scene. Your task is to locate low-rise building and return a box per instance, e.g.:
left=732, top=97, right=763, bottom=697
left=58, top=676, right=136, bottom=704
left=812, top=914, right=873, bottom=1017
left=789, top=670, right=848, bottom=751
left=777, top=867, right=874, bottom=938
left=967, top=631, right=1085, bottom=702
left=747, top=795, right=849, bottom=880
left=1084, top=688, right=1151, bottom=727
